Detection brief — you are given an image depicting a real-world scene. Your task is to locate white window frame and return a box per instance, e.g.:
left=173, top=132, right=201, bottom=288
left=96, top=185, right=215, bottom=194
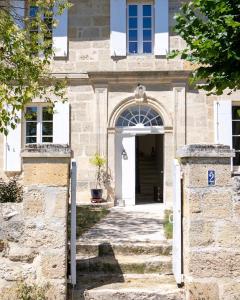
left=29, top=5, right=53, bottom=51
left=232, top=104, right=240, bottom=168
left=127, top=2, right=154, bottom=55
left=24, top=104, right=53, bottom=144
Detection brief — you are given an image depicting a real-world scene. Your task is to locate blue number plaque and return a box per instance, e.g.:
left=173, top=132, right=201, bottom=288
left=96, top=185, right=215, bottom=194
left=208, top=170, right=215, bottom=186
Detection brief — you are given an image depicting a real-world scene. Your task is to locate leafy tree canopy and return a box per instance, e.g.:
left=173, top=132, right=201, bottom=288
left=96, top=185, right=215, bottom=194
left=169, top=0, right=240, bottom=95
left=0, top=0, right=71, bottom=134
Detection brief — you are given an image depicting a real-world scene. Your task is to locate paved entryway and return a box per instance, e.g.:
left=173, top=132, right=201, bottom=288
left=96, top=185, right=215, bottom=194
left=79, top=204, right=166, bottom=244
left=70, top=204, right=185, bottom=300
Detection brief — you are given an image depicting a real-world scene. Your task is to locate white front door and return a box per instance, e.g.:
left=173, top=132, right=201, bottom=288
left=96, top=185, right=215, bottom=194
left=115, top=134, right=136, bottom=206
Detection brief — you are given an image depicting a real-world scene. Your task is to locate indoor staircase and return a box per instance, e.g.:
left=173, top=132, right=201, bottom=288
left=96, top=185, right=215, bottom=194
left=137, top=157, right=162, bottom=204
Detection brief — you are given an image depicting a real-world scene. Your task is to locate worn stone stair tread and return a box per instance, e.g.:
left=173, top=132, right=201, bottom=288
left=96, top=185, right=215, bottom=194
left=77, top=254, right=172, bottom=262
left=71, top=275, right=184, bottom=300
left=76, top=241, right=172, bottom=256
left=76, top=254, right=172, bottom=274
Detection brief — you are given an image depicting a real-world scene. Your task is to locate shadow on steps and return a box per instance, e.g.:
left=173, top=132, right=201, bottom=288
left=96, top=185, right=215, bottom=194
left=69, top=242, right=124, bottom=299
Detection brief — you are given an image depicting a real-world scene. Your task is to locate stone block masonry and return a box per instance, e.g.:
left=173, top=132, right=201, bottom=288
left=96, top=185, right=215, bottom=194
left=0, top=144, right=71, bottom=300
left=178, top=144, right=240, bottom=300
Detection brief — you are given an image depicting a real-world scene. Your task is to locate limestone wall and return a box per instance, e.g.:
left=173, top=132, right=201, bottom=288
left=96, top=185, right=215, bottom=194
left=0, top=145, right=70, bottom=300
left=178, top=144, right=240, bottom=300
left=52, top=0, right=189, bottom=73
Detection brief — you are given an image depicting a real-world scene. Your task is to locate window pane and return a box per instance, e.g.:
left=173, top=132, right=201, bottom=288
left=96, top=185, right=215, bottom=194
left=42, top=107, right=53, bottom=121
left=233, top=152, right=240, bottom=166
left=143, top=17, right=152, bottom=28
left=42, top=137, right=53, bottom=143
left=143, top=42, right=152, bottom=53
left=143, top=30, right=152, bottom=41
left=129, top=18, right=137, bottom=29
left=232, top=107, right=240, bottom=120
left=233, top=137, right=240, bottom=150
left=30, top=6, right=38, bottom=18
left=42, top=122, right=53, bottom=136
left=129, top=42, right=138, bottom=54
left=26, top=137, right=37, bottom=144
left=143, top=5, right=152, bottom=17
left=129, top=30, right=138, bottom=41
left=26, top=122, right=37, bottom=136
left=26, top=107, right=37, bottom=121
left=233, top=121, right=240, bottom=135
left=129, top=5, right=137, bottom=17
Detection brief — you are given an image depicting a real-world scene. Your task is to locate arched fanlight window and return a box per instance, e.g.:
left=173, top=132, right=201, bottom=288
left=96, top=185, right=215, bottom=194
left=116, top=105, right=163, bottom=127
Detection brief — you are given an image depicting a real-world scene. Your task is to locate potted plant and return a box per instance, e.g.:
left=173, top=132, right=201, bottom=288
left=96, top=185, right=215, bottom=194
left=89, top=154, right=106, bottom=202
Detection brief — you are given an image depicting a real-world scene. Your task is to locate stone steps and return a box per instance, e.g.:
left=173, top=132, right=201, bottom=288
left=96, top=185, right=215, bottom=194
left=76, top=241, right=171, bottom=257
left=71, top=207, right=183, bottom=300
left=71, top=274, right=184, bottom=300
left=76, top=254, right=172, bottom=274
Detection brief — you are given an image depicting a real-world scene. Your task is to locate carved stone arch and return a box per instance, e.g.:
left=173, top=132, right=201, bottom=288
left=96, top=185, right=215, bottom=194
left=108, top=96, right=173, bottom=128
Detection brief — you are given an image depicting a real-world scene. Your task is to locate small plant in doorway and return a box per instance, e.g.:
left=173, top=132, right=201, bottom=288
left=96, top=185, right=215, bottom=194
left=163, top=210, right=173, bottom=239
left=89, top=153, right=106, bottom=203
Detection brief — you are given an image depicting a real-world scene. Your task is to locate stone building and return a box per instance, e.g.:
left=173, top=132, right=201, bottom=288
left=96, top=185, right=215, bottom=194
left=1, top=0, right=239, bottom=207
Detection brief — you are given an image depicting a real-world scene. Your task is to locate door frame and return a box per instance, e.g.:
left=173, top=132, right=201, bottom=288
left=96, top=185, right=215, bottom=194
left=115, top=126, right=165, bottom=206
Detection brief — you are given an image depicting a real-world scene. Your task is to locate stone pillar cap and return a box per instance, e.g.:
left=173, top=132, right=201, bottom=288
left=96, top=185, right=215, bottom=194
left=21, top=144, right=71, bottom=158
left=177, top=144, right=235, bottom=159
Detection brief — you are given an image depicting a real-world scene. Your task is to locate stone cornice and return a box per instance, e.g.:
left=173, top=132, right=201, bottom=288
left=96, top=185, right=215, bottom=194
left=51, top=71, right=191, bottom=84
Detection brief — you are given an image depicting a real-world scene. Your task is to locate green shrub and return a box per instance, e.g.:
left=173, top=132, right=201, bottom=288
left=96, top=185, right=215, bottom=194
left=0, top=177, right=23, bottom=203
left=15, top=281, right=50, bottom=300
left=164, top=209, right=173, bottom=239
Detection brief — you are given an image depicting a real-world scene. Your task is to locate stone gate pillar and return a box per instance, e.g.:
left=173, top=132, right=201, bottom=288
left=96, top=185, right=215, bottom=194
left=177, top=144, right=240, bottom=300
left=21, top=144, right=71, bottom=300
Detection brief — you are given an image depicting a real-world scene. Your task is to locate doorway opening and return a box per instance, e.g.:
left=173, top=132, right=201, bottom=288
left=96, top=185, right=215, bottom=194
left=136, top=135, right=164, bottom=205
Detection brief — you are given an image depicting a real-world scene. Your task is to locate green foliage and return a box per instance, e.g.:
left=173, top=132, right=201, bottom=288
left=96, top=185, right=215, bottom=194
left=163, top=210, right=173, bottom=239
left=15, top=281, right=50, bottom=300
left=0, top=177, right=23, bottom=203
left=0, top=0, right=72, bottom=134
left=89, top=154, right=107, bottom=188
left=169, top=0, right=240, bottom=95
left=89, top=153, right=106, bottom=168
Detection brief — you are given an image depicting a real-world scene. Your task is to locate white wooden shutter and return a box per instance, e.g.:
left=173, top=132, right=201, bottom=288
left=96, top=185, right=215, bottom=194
left=173, top=159, right=183, bottom=285
left=110, top=0, right=127, bottom=57
left=4, top=112, right=22, bottom=172
left=53, top=102, right=70, bottom=144
left=53, top=5, right=68, bottom=57
left=11, top=0, right=25, bottom=28
left=214, top=100, right=232, bottom=147
left=154, top=0, right=169, bottom=56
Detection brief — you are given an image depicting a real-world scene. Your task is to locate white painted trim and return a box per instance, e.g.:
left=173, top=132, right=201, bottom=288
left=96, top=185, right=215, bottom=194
left=127, top=2, right=153, bottom=55
left=70, top=159, right=77, bottom=286
left=172, top=159, right=183, bottom=285
left=24, top=105, right=53, bottom=144
left=116, top=126, right=165, bottom=135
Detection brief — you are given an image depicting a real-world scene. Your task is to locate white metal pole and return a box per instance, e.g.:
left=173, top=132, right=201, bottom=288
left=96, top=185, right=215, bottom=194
left=70, top=159, right=77, bottom=286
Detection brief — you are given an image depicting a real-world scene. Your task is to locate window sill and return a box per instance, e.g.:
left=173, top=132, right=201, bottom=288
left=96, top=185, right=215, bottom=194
left=127, top=53, right=154, bottom=57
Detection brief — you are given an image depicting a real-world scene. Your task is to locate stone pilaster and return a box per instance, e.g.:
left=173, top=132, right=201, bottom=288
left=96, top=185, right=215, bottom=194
left=178, top=144, right=239, bottom=300
left=21, top=144, right=70, bottom=300
left=94, top=85, right=108, bottom=157
left=173, top=84, right=186, bottom=153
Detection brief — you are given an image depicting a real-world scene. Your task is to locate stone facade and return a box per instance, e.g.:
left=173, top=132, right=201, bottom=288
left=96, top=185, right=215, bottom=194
left=1, top=0, right=240, bottom=206
left=178, top=144, right=240, bottom=300
left=0, top=145, right=70, bottom=300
